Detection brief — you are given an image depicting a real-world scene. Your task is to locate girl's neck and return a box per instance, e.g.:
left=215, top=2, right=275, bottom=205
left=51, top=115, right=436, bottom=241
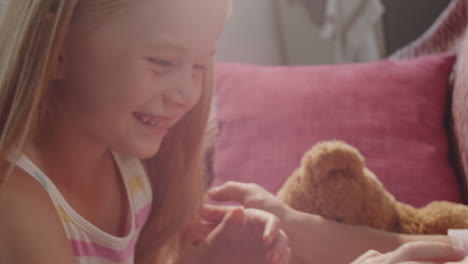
left=23, top=114, right=116, bottom=192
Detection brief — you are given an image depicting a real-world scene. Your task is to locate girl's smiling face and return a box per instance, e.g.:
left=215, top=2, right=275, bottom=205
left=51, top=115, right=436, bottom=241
left=54, top=0, right=230, bottom=158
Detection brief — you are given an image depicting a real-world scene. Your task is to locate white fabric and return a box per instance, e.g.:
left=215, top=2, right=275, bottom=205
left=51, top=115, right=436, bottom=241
left=0, top=0, right=6, bottom=17
left=287, top=0, right=328, bottom=26
left=320, top=0, right=386, bottom=62
left=448, top=229, right=468, bottom=254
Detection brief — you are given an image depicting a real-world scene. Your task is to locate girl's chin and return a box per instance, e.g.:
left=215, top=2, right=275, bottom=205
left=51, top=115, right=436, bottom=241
left=133, top=145, right=162, bottom=159
left=113, top=141, right=162, bottom=160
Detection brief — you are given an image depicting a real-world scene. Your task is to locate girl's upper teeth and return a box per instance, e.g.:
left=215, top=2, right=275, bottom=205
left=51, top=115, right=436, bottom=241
left=136, top=113, right=170, bottom=128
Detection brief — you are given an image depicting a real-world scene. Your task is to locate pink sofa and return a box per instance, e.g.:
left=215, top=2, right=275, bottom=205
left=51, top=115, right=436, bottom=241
left=205, top=0, right=468, bottom=208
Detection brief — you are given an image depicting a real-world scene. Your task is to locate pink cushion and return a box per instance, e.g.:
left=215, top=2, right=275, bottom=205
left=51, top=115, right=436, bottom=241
left=212, top=53, right=461, bottom=207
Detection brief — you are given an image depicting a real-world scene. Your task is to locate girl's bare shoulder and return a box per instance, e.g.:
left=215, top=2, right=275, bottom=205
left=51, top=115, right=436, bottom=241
left=0, top=160, right=76, bottom=263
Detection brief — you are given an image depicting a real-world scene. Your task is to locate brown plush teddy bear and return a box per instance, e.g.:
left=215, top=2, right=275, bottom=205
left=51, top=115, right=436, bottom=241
left=277, top=140, right=468, bottom=234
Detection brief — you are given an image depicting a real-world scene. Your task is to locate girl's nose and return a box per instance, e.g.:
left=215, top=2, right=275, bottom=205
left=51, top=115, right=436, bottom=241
left=163, top=86, right=188, bottom=108
left=162, top=71, right=201, bottom=109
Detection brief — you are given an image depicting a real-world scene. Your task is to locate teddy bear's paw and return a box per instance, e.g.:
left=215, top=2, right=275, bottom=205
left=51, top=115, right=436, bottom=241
left=302, top=140, right=366, bottom=181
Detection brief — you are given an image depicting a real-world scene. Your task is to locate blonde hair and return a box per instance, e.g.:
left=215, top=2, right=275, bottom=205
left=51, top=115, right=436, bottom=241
left=0, top=1, right=213, bottom=263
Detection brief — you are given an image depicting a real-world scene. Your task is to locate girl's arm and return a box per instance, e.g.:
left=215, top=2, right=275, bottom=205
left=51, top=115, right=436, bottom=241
left=0, top=165, right=77, bottom=263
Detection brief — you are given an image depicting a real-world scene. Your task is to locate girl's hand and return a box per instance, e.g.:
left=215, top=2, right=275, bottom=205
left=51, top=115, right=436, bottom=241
left=351, top=242, right=465, bottom=264
left=198, top=206, right=291, bottom=264
left=207, top=181, right=292, bottom=221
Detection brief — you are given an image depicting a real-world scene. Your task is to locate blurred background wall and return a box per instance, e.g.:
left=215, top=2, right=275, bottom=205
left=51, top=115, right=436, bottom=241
left=216, top=0, right=451, bottom=65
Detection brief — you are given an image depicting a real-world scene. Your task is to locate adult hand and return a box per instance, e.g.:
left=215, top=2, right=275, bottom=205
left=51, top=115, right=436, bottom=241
left=351, top=242, right=465, bottom=264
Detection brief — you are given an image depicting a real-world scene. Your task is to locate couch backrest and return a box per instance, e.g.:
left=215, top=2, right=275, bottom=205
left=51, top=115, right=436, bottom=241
left=341, top=0, right=468, bottom=202
left=391, top=0, right=468, bottom=60
left=393, top=0, right=468, bottom=203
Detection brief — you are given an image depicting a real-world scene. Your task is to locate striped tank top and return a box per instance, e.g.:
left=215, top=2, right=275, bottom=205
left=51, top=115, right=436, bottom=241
left=10, top=151, right=153, bottom=264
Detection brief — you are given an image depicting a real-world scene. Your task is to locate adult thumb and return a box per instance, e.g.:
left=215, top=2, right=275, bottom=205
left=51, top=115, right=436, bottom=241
left=389, top=242, right=465, bottom=263
left=208, top=182, right=254, bottom=205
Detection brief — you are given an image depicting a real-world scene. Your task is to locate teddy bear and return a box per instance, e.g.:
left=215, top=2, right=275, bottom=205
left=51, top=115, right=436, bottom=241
left=277, top=140, right=468, bottom=234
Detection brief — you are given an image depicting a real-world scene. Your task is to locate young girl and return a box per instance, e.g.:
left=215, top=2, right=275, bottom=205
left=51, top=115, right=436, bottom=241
left=0, top=0, right=290, bottom=263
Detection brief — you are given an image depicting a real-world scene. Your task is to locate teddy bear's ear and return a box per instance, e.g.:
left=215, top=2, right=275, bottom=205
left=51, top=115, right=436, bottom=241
left=302, top=140, right=365, bottom=182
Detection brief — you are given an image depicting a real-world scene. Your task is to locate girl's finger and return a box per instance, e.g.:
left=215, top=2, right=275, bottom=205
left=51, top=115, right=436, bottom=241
left=388, top=242, right=465, bottom=263
left=184, top=219, right=217, bottom=246
left=224, top=207, right=245, bottom=231
left=276, top=247, right=292, bottom=264
left=199, top=220, right=217, bottom=235
left=268, top=230, right=290, bottom=264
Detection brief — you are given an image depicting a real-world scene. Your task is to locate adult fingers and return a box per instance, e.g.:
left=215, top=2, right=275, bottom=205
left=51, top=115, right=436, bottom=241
left=200, top=204, right=241, bottom=223
left=208, top=181, right=258, bottom=205
left=388, top=242, right=465, bottom=263
left=350, top=250, right=382, bottom=264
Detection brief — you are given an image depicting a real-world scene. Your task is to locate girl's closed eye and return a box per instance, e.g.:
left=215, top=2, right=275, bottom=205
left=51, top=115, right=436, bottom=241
left=147, top=58, right=207, bottom=75
left=147, top=58, right=174, bottom=72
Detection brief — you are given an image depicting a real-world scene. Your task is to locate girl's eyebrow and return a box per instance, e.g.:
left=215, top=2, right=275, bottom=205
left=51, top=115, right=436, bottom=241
left=152, top=43, right=216, bottom=58
left=149, top=41, right=186, bottom=53
left=148, top=37, right=216, bottom=57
